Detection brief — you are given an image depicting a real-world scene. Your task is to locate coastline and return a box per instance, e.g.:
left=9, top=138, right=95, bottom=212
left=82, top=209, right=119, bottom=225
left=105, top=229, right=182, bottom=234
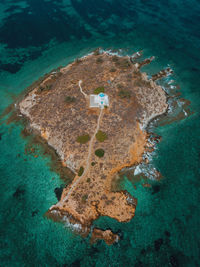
left=4, top=49, right=190, bottom=245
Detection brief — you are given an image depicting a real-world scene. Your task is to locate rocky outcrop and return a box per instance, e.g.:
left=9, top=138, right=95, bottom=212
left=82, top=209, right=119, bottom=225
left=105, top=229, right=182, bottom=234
left=151, top=68, right=173, bottom=81
left=91, top=228, right=119, bottom=245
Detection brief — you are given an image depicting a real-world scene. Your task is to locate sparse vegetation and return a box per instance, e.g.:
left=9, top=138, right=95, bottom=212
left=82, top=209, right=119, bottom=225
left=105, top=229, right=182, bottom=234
left=65, top=96, right=76, bottom=103
left=38, top=86, right=45, bottom=92
left=134, top=79, right=150, bottom=87
left=93, top=86, right=105, bottom=94
left=82, top=194, right=88, bottom=202
left=87, top=178, right=91, bottom=183
left=46, top=84, right=52, bottom=90
left=110, top=68, right=116, bottom=72
left=96, top=57, right=103, bottom=64
left=96, top=130, right=107, bottom=142
left=127, top=73, right=132, bottom=79
left=76, top=134, right=90, bottom=144
left=116, top=59, right=131, bottom=69
left=112, top=55, right=119, bottom=62
left=95, top=149, right=105, bottom=158
left=117, top=83, right=123, bottom=89
left=38, top=84, right=52, bottom=93
left=78, top=166, right=84, bottom=176
left=75, top=58, right=81, bottom=64
left=118, top=89, right=131, bottom=99
left=91, top=162, right=96, bottom=166
left=93, top=48, right=100, bottom=56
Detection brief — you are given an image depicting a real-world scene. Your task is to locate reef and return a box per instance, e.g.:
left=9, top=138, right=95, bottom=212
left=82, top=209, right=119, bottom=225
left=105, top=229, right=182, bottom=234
left=18, top=50, right=172, bottom=244
left=91, top=228, right=119, bottom=245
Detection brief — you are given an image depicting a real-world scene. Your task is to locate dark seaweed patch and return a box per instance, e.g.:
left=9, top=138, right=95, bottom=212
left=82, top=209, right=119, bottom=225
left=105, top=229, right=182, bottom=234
left=169, top=254, right=179, bottom=267
left=54, top=184, right=65, bottom=201
left=134, top=261, right=144, bottom=267
left=0, top=0, right=91, bottom=73
left=154, top=238, right=163, bottom=251
left=0, top=1, right=90, bottom=49
left=89, top=246, right=99, bottom=256
left=0, top=62, right=23, bottom=74
left=152, top=184, right=160, bottom=194
left=165, top=230, right=171, bottom=237
left=0, top=0, right=138, bottom=73
left=70, top=260, right=81, bottom=267
left=13, top=186, right=25, bottom=198
left=32, top=209, right=39, bottom=217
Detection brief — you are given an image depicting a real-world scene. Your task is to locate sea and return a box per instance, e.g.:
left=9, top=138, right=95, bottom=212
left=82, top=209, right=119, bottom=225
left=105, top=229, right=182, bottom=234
left=0, top=0, right=199, bottom=266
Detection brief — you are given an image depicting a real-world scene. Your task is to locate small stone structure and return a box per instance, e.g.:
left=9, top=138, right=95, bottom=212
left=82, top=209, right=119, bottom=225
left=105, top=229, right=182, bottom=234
left=90, top=93, right=109, bottom=109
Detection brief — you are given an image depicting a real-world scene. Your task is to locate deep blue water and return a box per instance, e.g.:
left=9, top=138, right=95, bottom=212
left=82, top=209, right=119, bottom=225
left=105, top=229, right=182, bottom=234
left=0, top=0, right=200, bottom=266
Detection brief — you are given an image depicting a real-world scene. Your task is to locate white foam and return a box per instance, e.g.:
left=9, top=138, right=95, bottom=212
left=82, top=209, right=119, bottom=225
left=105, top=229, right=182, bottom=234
left=183, top=109, right=187, bottom=116
left=134, top=165, right=142, bottom=176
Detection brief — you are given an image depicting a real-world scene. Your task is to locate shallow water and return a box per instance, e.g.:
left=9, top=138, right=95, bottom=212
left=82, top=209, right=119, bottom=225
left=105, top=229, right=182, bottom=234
left=0, top=0, right=200, bottom=266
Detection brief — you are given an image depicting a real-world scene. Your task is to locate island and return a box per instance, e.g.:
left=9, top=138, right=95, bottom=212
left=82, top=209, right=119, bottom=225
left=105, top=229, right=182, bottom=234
left=18, top=50, right=172, bottom=245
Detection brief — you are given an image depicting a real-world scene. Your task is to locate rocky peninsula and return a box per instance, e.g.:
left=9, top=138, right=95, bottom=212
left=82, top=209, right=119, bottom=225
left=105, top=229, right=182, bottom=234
left=19, top=50, right=171, bottom=244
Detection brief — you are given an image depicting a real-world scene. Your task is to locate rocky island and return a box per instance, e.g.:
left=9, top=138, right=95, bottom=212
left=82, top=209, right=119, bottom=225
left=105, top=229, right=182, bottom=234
left=18, top=50, right=172, bottom=245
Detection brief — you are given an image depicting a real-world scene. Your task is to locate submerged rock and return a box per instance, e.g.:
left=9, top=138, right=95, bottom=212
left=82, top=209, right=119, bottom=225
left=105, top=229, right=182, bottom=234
left=91, top=228, right=119, bottom=245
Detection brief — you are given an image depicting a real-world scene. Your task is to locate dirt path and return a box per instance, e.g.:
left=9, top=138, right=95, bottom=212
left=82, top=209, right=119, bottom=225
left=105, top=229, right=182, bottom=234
left=83, top=107, right=103, bottom=175
left=58, top=108, right=103, bottom=204
left=78, top=80, right=88, bottom=98
left=54, top=82, right=104, bottom=206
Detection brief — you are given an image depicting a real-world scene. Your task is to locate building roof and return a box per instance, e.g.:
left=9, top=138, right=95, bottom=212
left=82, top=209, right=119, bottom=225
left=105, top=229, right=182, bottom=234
left=90, top=93, right=109, bottom=108
left=99, top=93, right=105, bottom=97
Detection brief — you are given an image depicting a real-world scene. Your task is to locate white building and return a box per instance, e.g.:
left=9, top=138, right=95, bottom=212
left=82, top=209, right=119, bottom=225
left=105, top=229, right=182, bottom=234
left=90, top=93, right=109, bottom=109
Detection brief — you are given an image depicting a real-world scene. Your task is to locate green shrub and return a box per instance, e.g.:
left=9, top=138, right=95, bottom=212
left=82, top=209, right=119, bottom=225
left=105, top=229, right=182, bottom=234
left=118, top=90, right=131, bottom=99
left=38, top=84, right=52, bottom=93
left=91, top=162, right=96, bottom=166
left=38, top=86, right=45, bottom=92
left=95, top=149, right=105, bottom=158
left=110, top=68, right=116, bottom=72
left=116, top=59, right=131, bottom=68
left=96, top=57, right=103, bottom=63
left=96, top=130, right=107, bottom=142
left=45, top=84, right=52, bottom=90
left=78, top=166, right=84, bottom=176
left=65, top=96, right=76, bottom=103
left=93, top=86, right=105, bottom=94
left=82, top=194, right=88, bottom=202
left=86, top=178, right=91, bottom=183
left=112, top=55, right=119, bottom=62
left=76, top=134, right=90, bottom=144
left=117, top=83, right=123, bottom=89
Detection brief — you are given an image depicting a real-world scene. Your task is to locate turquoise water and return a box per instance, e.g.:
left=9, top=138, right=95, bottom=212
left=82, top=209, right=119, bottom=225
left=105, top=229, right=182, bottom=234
left=0, top=0, right=200, bottom=266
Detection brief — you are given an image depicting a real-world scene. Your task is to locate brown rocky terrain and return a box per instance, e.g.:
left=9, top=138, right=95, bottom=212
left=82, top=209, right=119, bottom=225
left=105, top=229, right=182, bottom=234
left=19, top=51, right=169, bottom=244
left=91, top=228, right=119, bottom=245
